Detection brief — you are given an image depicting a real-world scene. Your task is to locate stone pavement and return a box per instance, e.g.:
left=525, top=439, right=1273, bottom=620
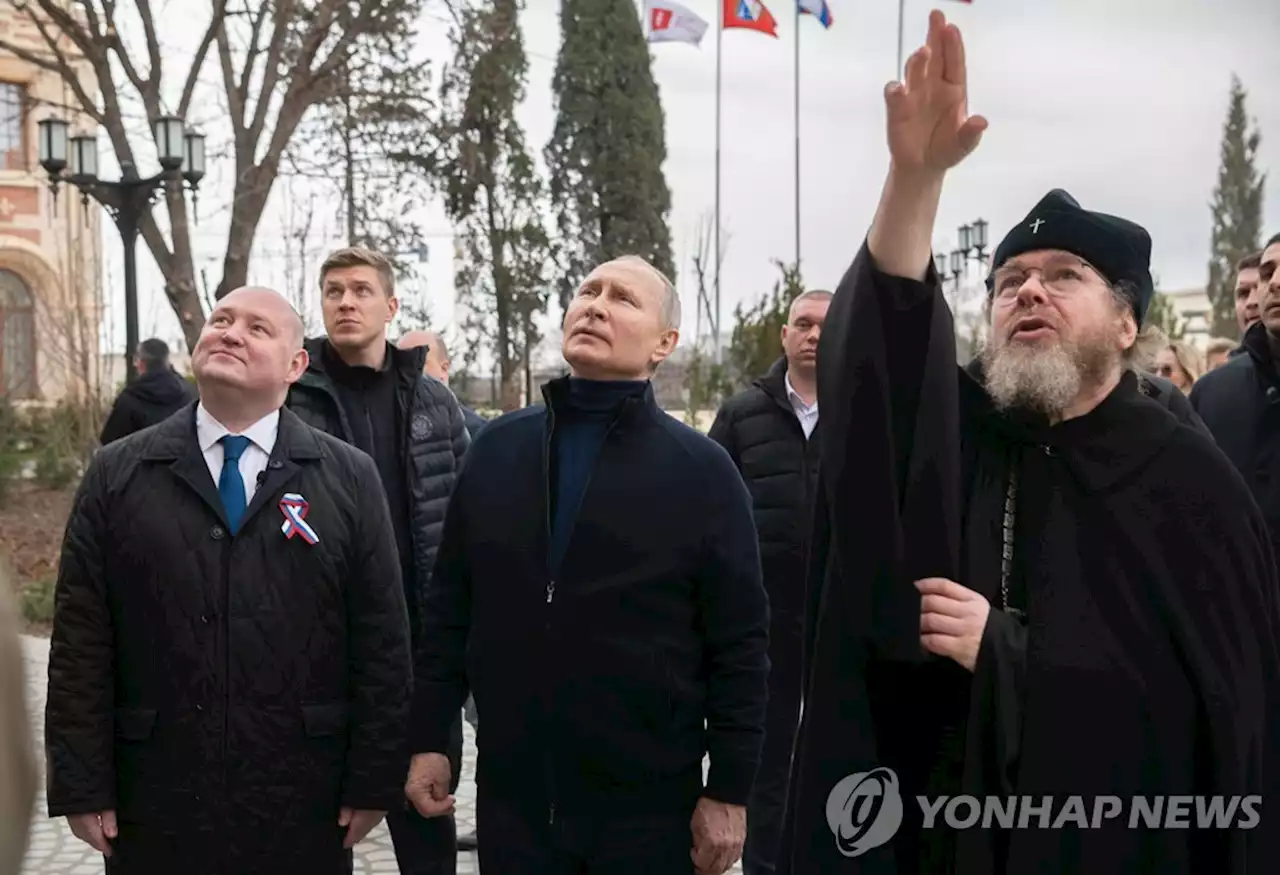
left=16, top=634, right=477, bottom=874
left=18, top=635, right=743, bottom=874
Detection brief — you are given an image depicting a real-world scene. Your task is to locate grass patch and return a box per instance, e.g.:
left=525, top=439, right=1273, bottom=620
left=19, top=576, right=56, bottom=626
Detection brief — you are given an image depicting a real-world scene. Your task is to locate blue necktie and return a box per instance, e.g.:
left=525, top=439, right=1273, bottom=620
left=218, top=435, right=252, bottom=535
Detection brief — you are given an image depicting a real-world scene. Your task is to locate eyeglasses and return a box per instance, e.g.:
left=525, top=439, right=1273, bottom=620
left=991, top=256, right=1101, bottom=301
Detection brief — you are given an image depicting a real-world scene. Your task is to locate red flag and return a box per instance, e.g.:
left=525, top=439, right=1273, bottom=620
left=723, top=0, right=778, bottom=37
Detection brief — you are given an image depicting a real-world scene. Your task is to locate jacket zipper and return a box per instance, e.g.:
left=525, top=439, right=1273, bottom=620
left=541, top=395, right=634, bottom=826
left=542, top=404, right=557, bottom=827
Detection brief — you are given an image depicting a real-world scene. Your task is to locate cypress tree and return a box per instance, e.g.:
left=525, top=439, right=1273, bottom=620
left=546, top=0, right=675, bottom=314
left=1206, top=75, right=1266, bottom=339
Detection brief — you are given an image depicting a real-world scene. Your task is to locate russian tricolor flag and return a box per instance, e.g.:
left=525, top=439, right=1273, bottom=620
left=798, top=0, right=833, bottom=27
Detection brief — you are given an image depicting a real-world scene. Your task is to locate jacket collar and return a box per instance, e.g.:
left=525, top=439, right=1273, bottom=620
left=142, top=401, right=323, bottom=462
left=1240, top=320, right=1278, bottom=377
left=755, top=357, right=791, bottom=408
left=302, top=336, right=426, bottom=382
left=962, top=361, right=1177, bottom=493
left=141, top=401, right=324, bottom=533
left=540, top=374, right=657, bottom=423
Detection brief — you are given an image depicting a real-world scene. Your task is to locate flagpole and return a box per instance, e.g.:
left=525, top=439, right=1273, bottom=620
left=714, top=0, right=722, bottom=358
left=896, top=0, right=905, bottom=77
left=793, top=2, right=801, bottom=273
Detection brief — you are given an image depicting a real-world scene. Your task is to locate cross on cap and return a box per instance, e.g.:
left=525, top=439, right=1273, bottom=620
left=1030, top=218, right=1045, bottom=234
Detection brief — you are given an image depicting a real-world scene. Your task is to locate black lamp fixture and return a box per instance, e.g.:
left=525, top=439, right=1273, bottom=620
left=37, top=113, right=206, bottom=385
left=957, top=218, right=989, bottom=266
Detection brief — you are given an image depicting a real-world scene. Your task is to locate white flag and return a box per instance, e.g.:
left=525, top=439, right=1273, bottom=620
left=644, top=0, right=710, bottom=46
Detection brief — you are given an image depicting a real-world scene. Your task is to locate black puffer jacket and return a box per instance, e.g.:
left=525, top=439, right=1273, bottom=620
left=708, top=357, right=820, bottom=629
left=286, top=338, right=468, bottom=636
left=1191, top=321, right=1280, bottom=559
left=100, top=368, right=196, bottom=445
left=45, top=405, right=412, bottom=875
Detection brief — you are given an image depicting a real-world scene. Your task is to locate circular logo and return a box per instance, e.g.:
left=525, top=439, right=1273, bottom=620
left=411, top=414, right=433, bottom=440
left=826, top=767, right=904, bottom=858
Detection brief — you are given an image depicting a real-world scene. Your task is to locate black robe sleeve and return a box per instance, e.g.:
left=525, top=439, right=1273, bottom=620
left=780, top=242, right=968, bottom=874
left=812, top=241, right=964, bottom=658
left=962, top=611, right=1026, bottom=798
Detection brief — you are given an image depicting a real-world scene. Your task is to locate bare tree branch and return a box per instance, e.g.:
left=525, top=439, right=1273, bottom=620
left=0, top=6, right=103, bottom=124
left=245, top=0, right=298, bottom=148
left=178, top=8, right=224, bottom=118
left=22, top=1, right=178, bottom=281
left=9, top=0, right=432, bottom=339
left=213, top=22, right=243, bottom=125
left=32, top=0, right=101, bottom=69
left=131, top=0, right=164, bottom=99
left=233, top=0, right=270, bottom=111
left=95, top=0, right=156, bottom=113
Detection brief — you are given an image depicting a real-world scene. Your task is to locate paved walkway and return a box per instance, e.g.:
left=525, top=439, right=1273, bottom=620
left=18, top=635, right=744, bottom=874
left=17, top=635, right=478, bottom=874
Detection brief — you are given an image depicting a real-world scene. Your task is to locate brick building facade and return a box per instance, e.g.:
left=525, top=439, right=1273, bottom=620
left=0, top=3, right=102, bottom=405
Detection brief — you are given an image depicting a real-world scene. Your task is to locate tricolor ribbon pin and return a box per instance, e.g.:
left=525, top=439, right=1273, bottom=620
left=279, top=493, right=320, bottom=544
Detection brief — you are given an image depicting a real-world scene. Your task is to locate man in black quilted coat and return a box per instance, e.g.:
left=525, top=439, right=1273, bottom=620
left=707, top=289, right=830, bottom=875
left=45, top=286, right=413, bottom=875
left=285, top=247, right=469, bottom=875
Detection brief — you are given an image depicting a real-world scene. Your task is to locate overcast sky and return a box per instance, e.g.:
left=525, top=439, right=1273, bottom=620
left=113, top=0, right=1280, bottom=356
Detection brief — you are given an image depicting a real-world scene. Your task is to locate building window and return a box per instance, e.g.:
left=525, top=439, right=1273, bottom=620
left=0, top=269, right=36, bottom=398
left=0, top=83, right=24, bottom=171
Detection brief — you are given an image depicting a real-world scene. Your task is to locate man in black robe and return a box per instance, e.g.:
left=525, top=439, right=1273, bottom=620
left=780, top=11, right=1280, bottom=874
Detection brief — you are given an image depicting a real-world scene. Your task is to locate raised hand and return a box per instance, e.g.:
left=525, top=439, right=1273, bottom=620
left=885, top=9, right=987, bottom=176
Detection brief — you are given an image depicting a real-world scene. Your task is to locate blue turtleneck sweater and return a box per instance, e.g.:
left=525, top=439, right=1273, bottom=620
left=549, top=377, right=648, bottom=576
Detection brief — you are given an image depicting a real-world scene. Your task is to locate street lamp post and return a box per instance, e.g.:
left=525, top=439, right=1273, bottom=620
left=36, top=115, right=205, bottom=384
left=934, top=217, right=990, bottom=314
left=955, top=218, right=990, bottom=270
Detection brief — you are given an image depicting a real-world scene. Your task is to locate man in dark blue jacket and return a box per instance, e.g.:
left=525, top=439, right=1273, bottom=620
left=404, top=255, right=770, bottom=875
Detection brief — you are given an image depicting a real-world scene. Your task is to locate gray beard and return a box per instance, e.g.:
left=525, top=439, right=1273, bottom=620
left=981, top=336, right=1114, bottom=417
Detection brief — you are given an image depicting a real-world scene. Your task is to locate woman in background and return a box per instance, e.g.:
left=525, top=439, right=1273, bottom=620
left=1153, top=340, right=1205, bottom=394
left=0, top=558, right=37, bottom=874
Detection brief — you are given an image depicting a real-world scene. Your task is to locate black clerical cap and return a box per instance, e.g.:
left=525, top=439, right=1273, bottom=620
left=985, top=189, right=1155, bottom=325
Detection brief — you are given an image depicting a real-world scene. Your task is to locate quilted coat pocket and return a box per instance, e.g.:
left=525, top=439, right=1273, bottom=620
left=301, top=702, right=349, bottom=737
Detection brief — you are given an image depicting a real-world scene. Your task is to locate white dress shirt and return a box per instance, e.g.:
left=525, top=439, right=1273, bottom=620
left=196, top=403, right=280, bottom=505
left=785, top=372, right=819, bottom=439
